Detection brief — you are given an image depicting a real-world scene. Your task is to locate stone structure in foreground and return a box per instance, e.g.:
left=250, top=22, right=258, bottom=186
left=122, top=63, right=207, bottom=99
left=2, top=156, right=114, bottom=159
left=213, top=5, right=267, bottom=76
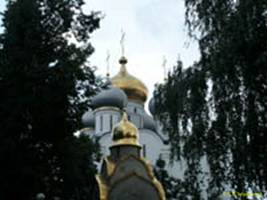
left=96, top=112, right=165, bottom=200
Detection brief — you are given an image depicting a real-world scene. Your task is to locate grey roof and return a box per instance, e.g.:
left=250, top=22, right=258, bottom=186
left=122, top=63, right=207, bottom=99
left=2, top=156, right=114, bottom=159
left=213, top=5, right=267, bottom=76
left=91, top=87, right=128, bottom=109
left=143, top=113, right=157, bottom=132
left=103, top=79, right=112, bottom=87
left=148, top=98, right=156, bottom=116
left=81, top=111, right=95, bottom=127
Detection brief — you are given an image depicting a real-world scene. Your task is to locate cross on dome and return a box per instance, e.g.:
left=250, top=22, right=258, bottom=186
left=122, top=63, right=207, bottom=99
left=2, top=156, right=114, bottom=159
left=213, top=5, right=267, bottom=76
left=106, top=50, right=110, bottom=78
left=162, top=56, right=167, bottom=81
left=120, top=29, right=126, bottom=57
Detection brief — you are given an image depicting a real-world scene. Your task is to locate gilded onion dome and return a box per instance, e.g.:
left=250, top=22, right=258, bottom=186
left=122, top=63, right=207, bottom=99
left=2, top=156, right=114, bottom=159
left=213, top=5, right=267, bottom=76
left=111, top=112, right=141, bottom=148
left=111, top=57, right=148, bottom=104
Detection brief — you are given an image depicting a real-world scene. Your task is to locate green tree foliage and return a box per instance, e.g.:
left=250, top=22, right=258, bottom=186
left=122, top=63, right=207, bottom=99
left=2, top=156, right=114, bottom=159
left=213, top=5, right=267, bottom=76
left=155, top=61, right=208, bottom=199
left=154, top=0, right=267, bottom=199
left=154, top=157, right=189, bottom=200
left=0, top=0, right=101, bottom=199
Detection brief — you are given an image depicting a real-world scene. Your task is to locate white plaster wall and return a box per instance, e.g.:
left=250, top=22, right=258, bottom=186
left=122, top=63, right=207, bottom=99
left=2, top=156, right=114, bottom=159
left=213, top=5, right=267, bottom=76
left=94, top=109, right=121, bottom=136
left=127, top=101, right=144, bottom=114
left=139, top=129, right=186, bottom=179
left=99, top=133, right=113, bottom=156
left=91, top=101, right=187, bottom=180
left=139, top=129, right=165, bottom=165
left=129, top=114, right=142, bottom=128
left=126, top=101, right=145, bottom=128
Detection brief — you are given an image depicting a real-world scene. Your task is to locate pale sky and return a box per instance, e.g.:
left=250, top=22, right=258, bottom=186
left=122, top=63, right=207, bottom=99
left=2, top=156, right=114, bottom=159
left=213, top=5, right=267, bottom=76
left=85, top=0, right=200, bottom=102
left=0, top=0, right=200, bottom=103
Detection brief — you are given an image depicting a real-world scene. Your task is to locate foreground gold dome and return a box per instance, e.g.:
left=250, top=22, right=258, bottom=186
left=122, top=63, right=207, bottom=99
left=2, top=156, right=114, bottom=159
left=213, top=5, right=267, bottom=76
left=111, top=57, right=148, bottom=104
left=111, top=112, right=141, bottom=147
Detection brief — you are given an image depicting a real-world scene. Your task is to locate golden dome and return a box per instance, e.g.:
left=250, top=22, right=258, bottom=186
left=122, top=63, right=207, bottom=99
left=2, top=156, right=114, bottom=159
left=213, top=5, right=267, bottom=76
left=111, top=57, right=148, bottom=104
left=111, top=112, right=141, bottom=148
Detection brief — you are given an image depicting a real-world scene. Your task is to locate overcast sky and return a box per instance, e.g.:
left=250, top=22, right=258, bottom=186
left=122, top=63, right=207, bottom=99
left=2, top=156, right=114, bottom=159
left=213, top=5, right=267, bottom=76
left=0, top=0, right=200, bottom=104
left=85, top=0, right=200, bottom=101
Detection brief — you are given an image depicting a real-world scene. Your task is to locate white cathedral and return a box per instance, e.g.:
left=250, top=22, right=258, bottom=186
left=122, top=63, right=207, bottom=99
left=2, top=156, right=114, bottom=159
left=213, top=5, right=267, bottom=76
left=79, top=54, right=265, bottom=199
left=81, top=55, right=182, bottom=177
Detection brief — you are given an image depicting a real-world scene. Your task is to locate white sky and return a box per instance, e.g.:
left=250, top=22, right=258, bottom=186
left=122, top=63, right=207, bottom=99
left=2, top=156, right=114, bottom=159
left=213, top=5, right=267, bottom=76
left=85, top=0, right=200, bottom=101
left=0, top=0, right=200, bottom=103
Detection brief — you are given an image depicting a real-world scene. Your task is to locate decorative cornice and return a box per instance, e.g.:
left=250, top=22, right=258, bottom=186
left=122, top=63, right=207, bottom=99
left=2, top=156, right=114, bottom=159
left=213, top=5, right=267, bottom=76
left=79, top=127, right=95, bottom=133
left=127, top=98, right=145, bottom=106
left=94, top=106, right=122, bottom=113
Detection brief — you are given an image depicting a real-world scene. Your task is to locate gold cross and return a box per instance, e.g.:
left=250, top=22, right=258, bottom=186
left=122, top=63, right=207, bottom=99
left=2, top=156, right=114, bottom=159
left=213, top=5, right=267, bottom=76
left=120, top=29, right=126, bottom=56
left=106, top=50, right=110, bottom=77
left=162, top=56, right=167, bottom=81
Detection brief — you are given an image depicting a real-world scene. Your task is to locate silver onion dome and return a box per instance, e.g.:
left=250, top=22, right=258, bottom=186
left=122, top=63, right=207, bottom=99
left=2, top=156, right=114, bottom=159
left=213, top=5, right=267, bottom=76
left=91, top=87, right=128, bottom=109
left=148, top=98, right=156, bottom=116
left=143, top=113, right=157, bottom=132
left=81, top=111, right=95, bottom=127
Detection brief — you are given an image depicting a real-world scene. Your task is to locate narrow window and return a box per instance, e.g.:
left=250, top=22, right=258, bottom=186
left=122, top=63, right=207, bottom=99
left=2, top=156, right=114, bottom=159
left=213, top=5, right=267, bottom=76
left=143, top=144, right=146, bottom=157
left=110, top=115, right=113, bottom=130
left=100, top=115, right=103, bottom=131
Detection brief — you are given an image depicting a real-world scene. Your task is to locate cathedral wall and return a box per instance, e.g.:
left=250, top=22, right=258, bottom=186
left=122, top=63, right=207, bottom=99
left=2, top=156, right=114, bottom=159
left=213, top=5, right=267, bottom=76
left=99, top=133, right=112, bottom=156
left=94, top=108, right=121, bottom=136
left=126, top=101, right=144, bottom=128
left=139, top=129, right=166, bottom=165
left=126, top=101, right=144, bottom=115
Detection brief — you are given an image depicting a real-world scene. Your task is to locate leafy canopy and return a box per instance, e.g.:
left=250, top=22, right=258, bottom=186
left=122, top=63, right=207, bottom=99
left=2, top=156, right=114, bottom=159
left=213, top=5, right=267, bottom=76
left=154, top=0, right=267, bottom=199
left=0, top=0, right=101, bottom=199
